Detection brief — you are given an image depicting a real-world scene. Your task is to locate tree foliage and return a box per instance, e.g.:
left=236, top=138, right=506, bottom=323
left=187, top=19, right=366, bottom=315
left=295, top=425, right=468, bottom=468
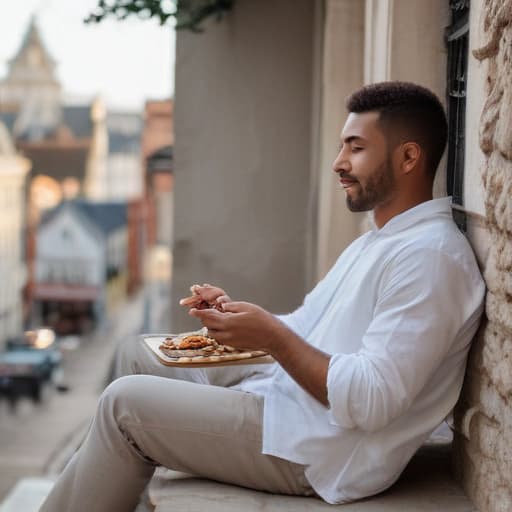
left=85, top=0, right=234, bottom=32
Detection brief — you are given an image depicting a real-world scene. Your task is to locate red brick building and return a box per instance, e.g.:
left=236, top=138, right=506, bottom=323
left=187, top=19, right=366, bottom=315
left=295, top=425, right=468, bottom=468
left=127, top=99, right=173, bottom=294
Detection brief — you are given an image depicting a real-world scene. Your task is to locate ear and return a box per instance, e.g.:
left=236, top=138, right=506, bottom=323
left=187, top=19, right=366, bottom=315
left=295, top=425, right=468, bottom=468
left=400, top=142, right=421, bottom=175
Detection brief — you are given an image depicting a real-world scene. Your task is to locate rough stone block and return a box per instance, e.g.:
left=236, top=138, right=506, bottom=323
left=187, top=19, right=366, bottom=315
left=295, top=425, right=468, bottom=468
left=473, top=456, right=502, bottom=511
left=486, top=292, right=512, bottom=333
left=481, top=326, right=503, bottom=374
left=473, top=414, right=500, bottom=459
left=479, top=376, right=506, bottom=422
left=488, top=486, right=512, bottom=512
left=478, top=90, right=500, bottom=155
left=483, top=248, right=500, bottom=293
left=493, top=181, right=512, bottom=235
left=496, top=430, right=512, bottom=483
left=501, top=400, right=512, bottom=431
left=491, top=358, right=512, bottom=396
left=495, top=76, right=512, bottom=160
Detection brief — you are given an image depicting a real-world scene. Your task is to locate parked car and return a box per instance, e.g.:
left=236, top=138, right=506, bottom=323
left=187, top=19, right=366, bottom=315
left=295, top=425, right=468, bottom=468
left=0, top=328, right=63, bottom=402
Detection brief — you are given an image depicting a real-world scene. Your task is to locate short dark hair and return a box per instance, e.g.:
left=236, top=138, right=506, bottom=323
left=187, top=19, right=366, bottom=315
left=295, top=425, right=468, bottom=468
left=346, top=81, right=448, bottom=177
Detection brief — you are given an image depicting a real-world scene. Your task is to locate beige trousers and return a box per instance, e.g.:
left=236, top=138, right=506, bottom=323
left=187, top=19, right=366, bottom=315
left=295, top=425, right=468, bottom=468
left=40, top=336, right=313, bottom=512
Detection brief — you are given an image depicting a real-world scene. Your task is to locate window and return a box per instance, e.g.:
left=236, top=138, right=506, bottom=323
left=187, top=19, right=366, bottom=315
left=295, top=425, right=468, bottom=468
left=446, top=0, right=469, bottom=230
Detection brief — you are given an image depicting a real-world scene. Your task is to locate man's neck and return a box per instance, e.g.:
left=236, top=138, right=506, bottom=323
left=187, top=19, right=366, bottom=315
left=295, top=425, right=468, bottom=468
left=373, top=190, right=433, bottom=229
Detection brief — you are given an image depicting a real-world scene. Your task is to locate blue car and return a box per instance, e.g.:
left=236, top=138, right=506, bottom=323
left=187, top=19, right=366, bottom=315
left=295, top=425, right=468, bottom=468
left=0, top=328, right=63, bottom=402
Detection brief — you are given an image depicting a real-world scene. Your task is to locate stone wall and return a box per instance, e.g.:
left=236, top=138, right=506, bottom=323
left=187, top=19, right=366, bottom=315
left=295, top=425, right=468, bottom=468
left=454, top=1, right=512, bottom=510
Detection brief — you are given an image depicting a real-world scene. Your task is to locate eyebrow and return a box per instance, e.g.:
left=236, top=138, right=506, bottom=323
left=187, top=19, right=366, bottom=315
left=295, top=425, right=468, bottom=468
left=341, top=135, right=367, bottom=144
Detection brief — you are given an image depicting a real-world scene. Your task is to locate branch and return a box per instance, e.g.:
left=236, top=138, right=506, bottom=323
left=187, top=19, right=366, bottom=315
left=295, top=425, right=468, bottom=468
left=85, top=0, right=234, bottom=32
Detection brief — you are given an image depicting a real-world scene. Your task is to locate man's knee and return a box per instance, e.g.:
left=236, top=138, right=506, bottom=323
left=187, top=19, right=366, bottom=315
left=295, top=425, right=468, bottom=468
left=99, top=375, right=143, bottom=418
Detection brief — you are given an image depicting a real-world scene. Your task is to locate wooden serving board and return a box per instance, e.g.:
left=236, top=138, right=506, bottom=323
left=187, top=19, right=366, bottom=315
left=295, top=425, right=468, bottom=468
left=142, top=335, right=275, bottom=368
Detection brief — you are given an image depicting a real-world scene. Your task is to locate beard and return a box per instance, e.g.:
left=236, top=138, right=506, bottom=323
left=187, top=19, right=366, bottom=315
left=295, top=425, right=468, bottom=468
left=345, top=157, right=395, bottom=212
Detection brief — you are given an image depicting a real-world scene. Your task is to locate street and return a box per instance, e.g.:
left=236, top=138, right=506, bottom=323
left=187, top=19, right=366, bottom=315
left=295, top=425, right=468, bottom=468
left=0, top=283, right=170, bottom=503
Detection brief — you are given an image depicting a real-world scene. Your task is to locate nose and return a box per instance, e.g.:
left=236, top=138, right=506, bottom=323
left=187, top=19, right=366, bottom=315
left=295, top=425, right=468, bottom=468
left=332, top=148, right=350, bottom=175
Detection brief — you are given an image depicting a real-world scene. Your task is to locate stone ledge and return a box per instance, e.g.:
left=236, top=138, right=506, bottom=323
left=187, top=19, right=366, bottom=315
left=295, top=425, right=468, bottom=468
left=149, top=444, right=477, bottom=512
left=0, top=478, right=55, bottom=512
left=0, top=441, right=477, bottom=511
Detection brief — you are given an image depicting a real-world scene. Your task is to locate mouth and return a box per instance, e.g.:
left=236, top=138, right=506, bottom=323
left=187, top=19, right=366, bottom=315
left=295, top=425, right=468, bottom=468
left=339, top=176, right=358, bottom=189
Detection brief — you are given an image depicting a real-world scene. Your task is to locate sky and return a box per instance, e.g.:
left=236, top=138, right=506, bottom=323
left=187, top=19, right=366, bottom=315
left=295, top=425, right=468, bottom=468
left=0, top=0, right=175, bottom=111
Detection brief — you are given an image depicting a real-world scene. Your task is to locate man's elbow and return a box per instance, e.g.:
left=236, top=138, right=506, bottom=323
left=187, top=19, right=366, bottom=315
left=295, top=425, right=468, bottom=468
left=330, top=392, right=407, bottom=433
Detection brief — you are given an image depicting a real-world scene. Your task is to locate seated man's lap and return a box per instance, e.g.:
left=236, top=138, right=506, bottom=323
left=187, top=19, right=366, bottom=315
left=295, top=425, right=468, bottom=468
left=106, top=375, right=310, bottom=496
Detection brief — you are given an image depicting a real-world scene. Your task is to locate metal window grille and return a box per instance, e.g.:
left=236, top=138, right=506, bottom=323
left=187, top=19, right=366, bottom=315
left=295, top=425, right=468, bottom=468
left=446, top=0, right=469, bottom=229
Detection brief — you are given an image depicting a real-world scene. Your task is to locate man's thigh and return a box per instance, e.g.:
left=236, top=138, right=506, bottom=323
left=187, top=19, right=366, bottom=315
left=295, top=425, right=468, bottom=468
left=109, top=375, right=312, bottom=496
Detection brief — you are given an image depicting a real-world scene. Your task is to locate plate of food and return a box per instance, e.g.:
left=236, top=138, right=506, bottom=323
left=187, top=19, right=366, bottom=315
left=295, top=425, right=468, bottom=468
left=142, top=328, right=274, bottom=367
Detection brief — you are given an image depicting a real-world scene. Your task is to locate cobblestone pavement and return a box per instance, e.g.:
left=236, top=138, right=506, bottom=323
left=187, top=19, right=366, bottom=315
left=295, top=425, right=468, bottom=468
left=0, top=284, right=170, bottom=503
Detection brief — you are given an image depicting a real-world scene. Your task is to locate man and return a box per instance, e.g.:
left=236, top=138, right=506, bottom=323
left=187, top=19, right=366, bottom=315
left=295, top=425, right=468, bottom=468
left=41, top=82, right=485, bottom=511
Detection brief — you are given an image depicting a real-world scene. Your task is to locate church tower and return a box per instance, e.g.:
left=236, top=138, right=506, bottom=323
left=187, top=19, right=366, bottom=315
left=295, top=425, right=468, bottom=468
left=0, top=16, right=62, bottom=135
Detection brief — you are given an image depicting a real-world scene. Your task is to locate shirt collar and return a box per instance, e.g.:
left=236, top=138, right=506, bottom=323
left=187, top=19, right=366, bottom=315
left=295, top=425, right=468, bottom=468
left=371, top=197, right=453, bottom=235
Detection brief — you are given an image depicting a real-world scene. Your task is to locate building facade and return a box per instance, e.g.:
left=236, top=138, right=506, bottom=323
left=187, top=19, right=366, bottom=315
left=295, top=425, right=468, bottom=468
left=0, top=123, right=30, bottom=349
left=172, top=0, right=511, bottom=509
left=0, top=18, right=146, bottom=208
left=0, top=17, right=61, bottom=136
left=106, top=111, right=144, bottom=202
left=126, top=100, right=174, bottom=295
left=34, top=200, right=128, bottom=335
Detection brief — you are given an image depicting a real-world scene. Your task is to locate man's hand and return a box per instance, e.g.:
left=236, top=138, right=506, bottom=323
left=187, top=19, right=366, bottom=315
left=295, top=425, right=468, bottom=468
left=189, top=301, right=331, bottom=406
left=179, top=283, right=232, bottom=311
left=189, top=301, right=282, bottom=352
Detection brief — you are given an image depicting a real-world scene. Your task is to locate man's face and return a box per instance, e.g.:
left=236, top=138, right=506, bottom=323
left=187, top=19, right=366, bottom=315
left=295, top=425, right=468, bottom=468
left=332, top=111, right=396, bottom=212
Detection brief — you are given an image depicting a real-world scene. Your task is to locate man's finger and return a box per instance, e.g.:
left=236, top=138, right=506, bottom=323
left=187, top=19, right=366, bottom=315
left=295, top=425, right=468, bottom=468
left=216, top=295, right=232, bottom=306
left=192, top=285, right=226, bottom=303
left=220, top=301, right=251, bottom=313
left=179, top=295, right=202, bottom=306
left=189, top=307, right=225, bottom=329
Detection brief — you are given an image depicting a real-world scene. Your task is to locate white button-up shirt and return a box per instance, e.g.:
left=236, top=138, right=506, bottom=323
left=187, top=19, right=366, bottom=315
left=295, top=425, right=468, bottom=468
left=238, top=197, right=485, bottom=504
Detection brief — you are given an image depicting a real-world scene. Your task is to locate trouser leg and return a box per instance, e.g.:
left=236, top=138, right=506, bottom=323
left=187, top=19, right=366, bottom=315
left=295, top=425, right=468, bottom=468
left=40, top=375, right=312, bottom=512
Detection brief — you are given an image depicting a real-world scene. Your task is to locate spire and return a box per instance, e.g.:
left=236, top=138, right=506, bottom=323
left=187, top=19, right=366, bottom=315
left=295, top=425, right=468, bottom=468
left=1, top=15, right=61, bottom=114
left=11, top=15, right=56, bottom=68
left=5, top=15, right=59, bottom=84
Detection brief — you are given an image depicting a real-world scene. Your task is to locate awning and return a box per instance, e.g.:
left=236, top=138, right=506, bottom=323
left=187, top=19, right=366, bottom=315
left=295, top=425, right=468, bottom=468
left=33, top=283, right=100, bottom=301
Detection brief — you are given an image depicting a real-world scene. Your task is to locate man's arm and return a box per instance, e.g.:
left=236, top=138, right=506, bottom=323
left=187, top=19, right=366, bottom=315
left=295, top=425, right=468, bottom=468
left=189, top=302, right=331, bottom=406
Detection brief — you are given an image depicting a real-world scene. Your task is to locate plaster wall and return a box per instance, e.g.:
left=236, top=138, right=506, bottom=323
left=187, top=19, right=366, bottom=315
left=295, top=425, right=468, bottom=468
left=172, top=0, right=316, bottom=330
left=315, top=0, right=365, bottom=280
left=464, top=0, right=487, bottom=216
left=364, top=0, right=449, bottom=199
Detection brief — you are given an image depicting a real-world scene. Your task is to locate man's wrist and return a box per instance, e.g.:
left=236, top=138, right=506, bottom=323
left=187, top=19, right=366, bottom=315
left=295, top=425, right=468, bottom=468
left=265, top=318, right=298, bottom=359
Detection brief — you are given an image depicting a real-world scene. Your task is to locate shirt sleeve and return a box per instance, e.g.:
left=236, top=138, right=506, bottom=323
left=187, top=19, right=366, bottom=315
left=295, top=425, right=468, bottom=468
left=326, top=247, right=484, bottom=433
left=274, top=282, right=326, bottom=337
left=275, top=248, right=355, bottom=337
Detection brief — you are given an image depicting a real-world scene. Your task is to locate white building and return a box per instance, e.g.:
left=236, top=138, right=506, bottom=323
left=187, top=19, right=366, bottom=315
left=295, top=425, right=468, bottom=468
left=34, top=200, right=127, bottom=334
left=0, top=122, right=30, bottom=349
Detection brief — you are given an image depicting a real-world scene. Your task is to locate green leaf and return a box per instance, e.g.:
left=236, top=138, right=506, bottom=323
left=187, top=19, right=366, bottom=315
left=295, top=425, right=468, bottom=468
left=84, top=0, right=234, bottom=32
